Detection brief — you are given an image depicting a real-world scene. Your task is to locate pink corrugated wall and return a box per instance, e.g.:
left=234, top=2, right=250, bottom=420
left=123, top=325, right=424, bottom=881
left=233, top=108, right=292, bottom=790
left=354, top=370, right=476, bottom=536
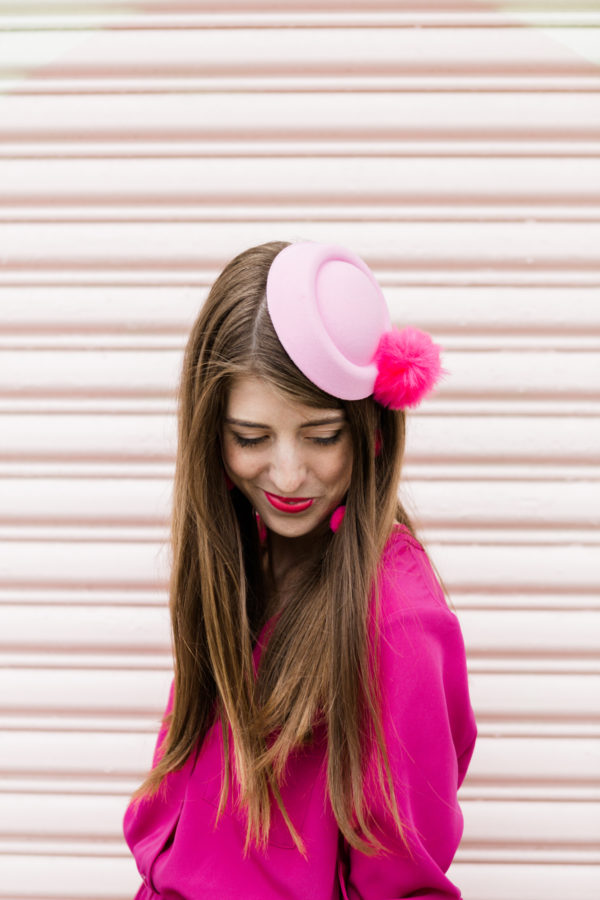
left=0, top=2, right=599, bottom=897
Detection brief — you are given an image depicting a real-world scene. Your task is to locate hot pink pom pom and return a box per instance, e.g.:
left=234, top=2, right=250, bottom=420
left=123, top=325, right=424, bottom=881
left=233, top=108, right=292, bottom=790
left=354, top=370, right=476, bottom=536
left=373, top=326, right=445, bottom=410
left=329, top=505, right=346, bottom=533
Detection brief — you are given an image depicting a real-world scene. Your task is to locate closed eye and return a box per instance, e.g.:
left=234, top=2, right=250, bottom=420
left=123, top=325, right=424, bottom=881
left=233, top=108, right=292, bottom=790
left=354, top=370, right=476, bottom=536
left=231, top=434, right=267, bottom=448
left=311, top=431, right=342, bottom=446
left=231, top=431, right=342, bottom=448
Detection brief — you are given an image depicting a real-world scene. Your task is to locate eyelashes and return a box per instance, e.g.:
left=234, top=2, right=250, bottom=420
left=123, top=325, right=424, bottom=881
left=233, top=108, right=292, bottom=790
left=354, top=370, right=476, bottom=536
left=232, top=431, right=343, bottom=449
left=232, top=434, right=266, bottom=448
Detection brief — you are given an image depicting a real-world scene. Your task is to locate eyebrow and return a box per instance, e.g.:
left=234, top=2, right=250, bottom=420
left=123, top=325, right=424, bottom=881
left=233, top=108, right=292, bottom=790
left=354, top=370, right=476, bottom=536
left=224, top=415, right=346, bottom=429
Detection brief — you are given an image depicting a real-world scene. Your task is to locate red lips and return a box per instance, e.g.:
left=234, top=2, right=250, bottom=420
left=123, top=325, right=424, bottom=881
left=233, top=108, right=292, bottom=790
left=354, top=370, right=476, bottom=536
left=263, top=491, right=314, bottom=513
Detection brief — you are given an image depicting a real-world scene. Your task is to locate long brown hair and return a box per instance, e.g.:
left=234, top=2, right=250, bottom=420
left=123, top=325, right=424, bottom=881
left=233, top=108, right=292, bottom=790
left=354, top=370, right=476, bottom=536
left=128, top=240, right=427, bottom=859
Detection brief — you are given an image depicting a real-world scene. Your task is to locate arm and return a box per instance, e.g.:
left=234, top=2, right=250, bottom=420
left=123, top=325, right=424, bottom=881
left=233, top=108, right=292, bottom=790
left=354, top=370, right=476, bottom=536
left=344, top=543, right=477, bottom=899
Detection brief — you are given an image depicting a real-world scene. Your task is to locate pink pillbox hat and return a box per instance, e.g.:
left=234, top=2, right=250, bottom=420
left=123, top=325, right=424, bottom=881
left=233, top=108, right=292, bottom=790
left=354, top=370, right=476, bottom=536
left=266, top=241, right=445, bottom=409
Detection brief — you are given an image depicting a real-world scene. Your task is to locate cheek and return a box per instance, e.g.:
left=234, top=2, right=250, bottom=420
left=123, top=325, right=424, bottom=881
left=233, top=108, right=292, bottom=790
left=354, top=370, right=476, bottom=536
left=223, top=444, right=263, bottom=480
left=320, top=445, right=353, bottom=487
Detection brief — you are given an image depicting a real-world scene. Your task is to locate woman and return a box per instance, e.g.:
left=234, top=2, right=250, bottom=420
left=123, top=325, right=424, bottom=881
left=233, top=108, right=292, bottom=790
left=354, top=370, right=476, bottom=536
left=123, top=240, right=478, bottom=899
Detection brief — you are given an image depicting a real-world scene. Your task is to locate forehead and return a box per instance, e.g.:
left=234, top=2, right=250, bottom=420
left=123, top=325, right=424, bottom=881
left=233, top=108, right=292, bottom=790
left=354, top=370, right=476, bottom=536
left=225, top=375, right=341, bottom=422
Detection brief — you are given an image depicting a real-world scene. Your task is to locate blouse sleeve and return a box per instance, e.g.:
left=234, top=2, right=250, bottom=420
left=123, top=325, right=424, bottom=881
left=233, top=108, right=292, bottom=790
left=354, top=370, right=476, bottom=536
left=343, top=539, right=478, bottom=899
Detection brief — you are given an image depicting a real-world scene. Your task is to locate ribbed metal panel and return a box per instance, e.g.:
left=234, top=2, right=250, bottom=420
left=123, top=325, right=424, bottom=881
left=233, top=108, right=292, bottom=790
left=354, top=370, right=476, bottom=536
left=1, top=2, right=599, bottom=897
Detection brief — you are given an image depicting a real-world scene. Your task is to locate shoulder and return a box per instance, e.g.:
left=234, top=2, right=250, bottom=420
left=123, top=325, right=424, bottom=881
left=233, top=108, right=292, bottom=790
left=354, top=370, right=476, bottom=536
left=376, top=523, right=452, bottom=626
left=371, top=525, right=477, bottom=770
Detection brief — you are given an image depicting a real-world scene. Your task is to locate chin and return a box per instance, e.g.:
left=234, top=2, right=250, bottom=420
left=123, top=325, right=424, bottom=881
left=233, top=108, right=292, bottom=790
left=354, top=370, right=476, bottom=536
left=266, top=517, right=314, bottom=536
left=270, top=513, right=331, bottom=540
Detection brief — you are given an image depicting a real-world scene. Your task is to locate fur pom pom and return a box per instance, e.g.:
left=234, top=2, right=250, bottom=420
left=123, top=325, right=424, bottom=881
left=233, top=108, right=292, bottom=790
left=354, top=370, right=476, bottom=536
left=373, top=326, right=445, bottom=410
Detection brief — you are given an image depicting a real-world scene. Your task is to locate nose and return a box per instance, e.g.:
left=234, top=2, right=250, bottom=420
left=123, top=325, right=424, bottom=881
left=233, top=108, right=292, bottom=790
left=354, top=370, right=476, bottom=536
left=269, top=441, right=307, bottom=495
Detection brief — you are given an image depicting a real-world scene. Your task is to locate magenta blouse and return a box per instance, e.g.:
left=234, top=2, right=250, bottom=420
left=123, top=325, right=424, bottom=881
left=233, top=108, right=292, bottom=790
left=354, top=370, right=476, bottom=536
left=123, top=523, right=477, bottom=899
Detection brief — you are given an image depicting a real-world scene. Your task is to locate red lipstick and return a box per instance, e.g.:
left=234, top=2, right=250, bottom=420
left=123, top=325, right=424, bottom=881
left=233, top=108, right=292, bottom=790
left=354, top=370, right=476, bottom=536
left=264, top=491, right=314, bottom=513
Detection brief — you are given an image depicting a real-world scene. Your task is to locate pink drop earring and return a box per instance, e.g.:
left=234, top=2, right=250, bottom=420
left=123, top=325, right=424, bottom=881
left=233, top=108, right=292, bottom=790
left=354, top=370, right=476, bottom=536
left=255, top=510, right=267, bottom=544
left=329, top=505, right=346, bottom=533
left=375, top=428, right=382, bottom=457
left=224, top=471, right=234, bottom=491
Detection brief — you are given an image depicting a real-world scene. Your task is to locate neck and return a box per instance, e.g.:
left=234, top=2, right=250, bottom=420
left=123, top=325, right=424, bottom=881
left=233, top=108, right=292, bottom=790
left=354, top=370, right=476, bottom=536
left=261, top=521, right=327, bottom=616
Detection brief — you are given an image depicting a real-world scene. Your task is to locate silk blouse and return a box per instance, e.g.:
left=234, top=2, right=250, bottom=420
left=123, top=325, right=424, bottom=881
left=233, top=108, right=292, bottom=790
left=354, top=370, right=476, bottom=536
left=123, top=523, right=478, bottom=899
